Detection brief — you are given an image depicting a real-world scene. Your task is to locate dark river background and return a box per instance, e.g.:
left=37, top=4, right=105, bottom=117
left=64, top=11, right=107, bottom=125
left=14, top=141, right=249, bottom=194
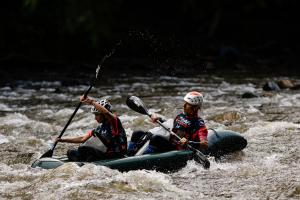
left=0, top=74, right=299, bottom=199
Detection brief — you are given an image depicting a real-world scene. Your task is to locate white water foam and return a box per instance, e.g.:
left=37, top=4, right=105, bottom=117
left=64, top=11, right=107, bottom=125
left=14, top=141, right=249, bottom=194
left=219, top=81, right=257, bottom=95
left=0, top=113, right=58, bottom=135
left=0, top=134, right=9, bottom=144
left=53, top=108, right=84, bottom=118
left=119, top=114, right=139, bottom=124
left=0, top=103, right=12, bottom=111
left=26, top=163, right=191, bottom=199
left=244, top=121, right=300, bottom=137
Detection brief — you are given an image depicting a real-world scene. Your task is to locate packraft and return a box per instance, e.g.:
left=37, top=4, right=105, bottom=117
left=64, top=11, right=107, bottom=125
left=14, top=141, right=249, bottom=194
left=32, top=129, right=247, bottom=172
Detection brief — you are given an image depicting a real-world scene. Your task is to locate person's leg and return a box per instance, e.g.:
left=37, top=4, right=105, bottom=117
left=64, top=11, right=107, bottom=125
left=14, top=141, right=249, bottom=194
left=131, top=130, right=148, bottom=142
left=127, top=131, right=152, bottom=156
left=143, top=135, right=174, bottom=154
left=67, top=148, right=82, bottom=161
left=78, top=146, right=105, bottom=161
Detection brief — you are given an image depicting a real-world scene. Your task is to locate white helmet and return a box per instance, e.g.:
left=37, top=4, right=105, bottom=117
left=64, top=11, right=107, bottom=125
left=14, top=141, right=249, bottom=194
left=184, top=91, right=203, bottom=107
left=91, top=99, right=112, bottom=114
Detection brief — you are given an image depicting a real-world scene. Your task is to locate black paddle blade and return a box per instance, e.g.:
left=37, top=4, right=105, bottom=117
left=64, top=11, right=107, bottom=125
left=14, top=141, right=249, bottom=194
left=40, top=149, right=53, bottom=158
left=193, top=150, right=210, bottom=169
left=126, top=96, right=150, bottom=116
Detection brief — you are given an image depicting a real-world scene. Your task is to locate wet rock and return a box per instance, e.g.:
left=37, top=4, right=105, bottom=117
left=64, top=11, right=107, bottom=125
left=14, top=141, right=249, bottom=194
left=277, top=79, right=294, bottom=89
left=54, top=88, right=62, bottom=93
left=242, top=92, right=259, bottom=98
left=262, top=91, right=276, bottom=97
left=14, top=153, right=35, bottom=164
left=263, top=81, right=280, bottom=91
left=287, top=185, right=300, bottom=198
left=291, top=84, right=300, bottom=90
left=208, top=111, right=243, bottom=124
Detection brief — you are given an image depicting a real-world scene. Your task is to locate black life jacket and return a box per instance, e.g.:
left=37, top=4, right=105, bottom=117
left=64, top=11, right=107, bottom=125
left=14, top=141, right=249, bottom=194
left=92, top=117, right=127, bottom=156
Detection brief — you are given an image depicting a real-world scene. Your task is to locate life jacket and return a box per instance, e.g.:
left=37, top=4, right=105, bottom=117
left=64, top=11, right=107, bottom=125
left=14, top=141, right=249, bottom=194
left=81, top=130, right=107, bottom=153
left=171, top=113, right=208, bottom=149
left=82, top=116, right=127, bottom=156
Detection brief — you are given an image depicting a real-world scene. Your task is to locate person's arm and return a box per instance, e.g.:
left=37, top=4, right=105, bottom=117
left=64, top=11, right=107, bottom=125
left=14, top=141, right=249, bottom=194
left=175, top=130, right=188, bottom=146
left=150, top=114, right=166, bottom=123
left=80, top=95, right=116, bottom=122
left=196, top=127, right=208, bottom=149
left=91, top=100, right=116, bottom=121
left=177, top=128, right=208, bottom=148
left=56, top=132, right=91, bottom=143
left=80, top=95, right=119, bottom=135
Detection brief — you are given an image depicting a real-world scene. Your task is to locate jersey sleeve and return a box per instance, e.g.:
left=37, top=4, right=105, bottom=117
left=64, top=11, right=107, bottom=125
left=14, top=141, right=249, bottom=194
left=86, top=130, right=93, bottom=137
left=195, top=119, right=208, bottom=141
left=110, top=113, right=119, bottom=136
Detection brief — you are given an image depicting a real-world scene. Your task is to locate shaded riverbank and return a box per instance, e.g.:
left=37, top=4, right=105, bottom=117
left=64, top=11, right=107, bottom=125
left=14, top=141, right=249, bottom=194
left=1, top=1, right=299, bottom=88
left=1, top=52, right=299, bottom=87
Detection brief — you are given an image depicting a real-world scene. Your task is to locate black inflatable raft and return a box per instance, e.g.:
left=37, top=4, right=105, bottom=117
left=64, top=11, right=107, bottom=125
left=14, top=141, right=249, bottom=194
left=31, top=129, right=247, bottom=172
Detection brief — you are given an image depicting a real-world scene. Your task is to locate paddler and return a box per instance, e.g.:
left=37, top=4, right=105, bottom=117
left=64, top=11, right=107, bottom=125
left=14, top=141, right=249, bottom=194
left=127, top=91, right=208, bottom=155
left=54, top=95, right=127, bottom=161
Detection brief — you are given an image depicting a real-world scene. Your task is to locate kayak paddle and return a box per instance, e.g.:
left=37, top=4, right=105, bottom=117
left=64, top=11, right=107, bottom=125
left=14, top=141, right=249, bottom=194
left=126, top=96, right=210, bottom=169
left=40, top=45, right=119, bottom=158
left=40, top=66, right=101, bottom=158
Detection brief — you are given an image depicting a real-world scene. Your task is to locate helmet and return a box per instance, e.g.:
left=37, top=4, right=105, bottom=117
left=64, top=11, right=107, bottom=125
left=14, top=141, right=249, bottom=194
left=184, top=91, right=203, bottom=107
left=91, top=99, right=112, bottom=114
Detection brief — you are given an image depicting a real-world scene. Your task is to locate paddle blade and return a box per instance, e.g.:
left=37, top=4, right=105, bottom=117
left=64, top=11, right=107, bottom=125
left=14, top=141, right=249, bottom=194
left=188, top=145, right=210, bottom=169
left=126, top=96, right=150, bottom=116
left=193, top=150, right=210, bottom=169
left=40, top=149, right=53, bottom=158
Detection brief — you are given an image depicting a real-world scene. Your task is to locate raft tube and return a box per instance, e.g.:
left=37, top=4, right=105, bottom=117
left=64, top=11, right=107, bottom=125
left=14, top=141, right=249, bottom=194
left=32, top=150, right=193, bottom=172
left=206, top=129, right=247, bottom=157
left=32, top=129, right=247, bottom=171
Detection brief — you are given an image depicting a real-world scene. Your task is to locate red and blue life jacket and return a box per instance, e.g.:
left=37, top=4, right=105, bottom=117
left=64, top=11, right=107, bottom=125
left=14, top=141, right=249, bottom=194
left=171, top=113, right=208, bottom=149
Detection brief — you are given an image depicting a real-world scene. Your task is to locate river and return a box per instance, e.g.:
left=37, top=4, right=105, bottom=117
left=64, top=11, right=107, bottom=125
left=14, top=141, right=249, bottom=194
left=0, top=75, right=299, bottom=199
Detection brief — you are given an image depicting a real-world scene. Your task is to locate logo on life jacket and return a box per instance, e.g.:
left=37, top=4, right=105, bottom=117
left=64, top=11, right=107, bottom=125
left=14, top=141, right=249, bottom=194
left=175, top=116, right=191, bottom=128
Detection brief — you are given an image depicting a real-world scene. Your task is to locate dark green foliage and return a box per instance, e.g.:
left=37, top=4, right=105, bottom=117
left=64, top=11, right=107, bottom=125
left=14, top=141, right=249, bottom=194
left=0, top=0, right=298, bottom=76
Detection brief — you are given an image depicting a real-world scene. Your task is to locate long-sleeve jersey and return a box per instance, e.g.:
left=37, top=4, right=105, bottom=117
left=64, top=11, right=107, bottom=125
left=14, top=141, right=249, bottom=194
left=84, top=115, right=127, bottom=155
left=171, top=113, right=208, bottom=149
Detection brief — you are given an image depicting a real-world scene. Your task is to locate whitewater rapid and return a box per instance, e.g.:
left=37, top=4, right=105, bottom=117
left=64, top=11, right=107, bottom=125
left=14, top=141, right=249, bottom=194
left=0, top=76, right=299, bottom=199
